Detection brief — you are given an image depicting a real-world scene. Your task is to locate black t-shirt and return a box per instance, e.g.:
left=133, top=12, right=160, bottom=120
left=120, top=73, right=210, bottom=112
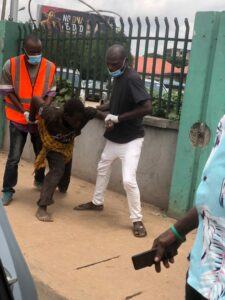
left=40, top=104, right=96, bottom=144
left=104, top=68, right=150, bottom=143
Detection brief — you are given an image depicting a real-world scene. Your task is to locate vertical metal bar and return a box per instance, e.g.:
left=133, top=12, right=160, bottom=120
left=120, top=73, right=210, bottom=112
left=54, top=25, right=61, bottom=67
left=176, top=18, right=190, bottom=114
left=85, top=20, right=94, bottom=100
left=100, top=24, right=109, bottom=97
left=167, top=18, right=179, bottom=115
left=150, top=17, right=160, bottom=100
left=59, top=24, right=67, bottom=84
left=142, top=17, right=150, bottom=82
left=134, top=17, right=141, bottom=70
left=111, top=18, right=117, bottom=45
left=158, top=17, right=169, bottom=110
left=78, top=21, right=87, bottom=97
left=49, top=25, right=55, bottom=65
left=127, top=17, right=133, bottom=60
left=93, top=21, right=100, bottom=100
left=66, top=23, right=73, bottom=80
left=71, top=24, right=80, bottom=97
left=43, top=25, right=48, bottom=58
left=119, top=17, right=125, bottom=43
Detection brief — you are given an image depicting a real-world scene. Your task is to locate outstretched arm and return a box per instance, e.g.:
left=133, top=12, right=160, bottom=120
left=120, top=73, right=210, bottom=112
left=152, top=207, right=198, bottom=272
left=105, top=100, right=152, bottom=124
left=96, top=102, right=110, bottom=112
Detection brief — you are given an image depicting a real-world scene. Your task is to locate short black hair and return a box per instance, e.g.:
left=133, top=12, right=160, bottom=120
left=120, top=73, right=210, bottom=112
left=63, top=99, right=85, bottom=118
left=23, top=35, right=41, bottom=48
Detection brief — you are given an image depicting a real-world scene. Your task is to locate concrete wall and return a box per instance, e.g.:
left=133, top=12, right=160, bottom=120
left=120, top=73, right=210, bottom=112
left=3, top=117, right=178, bottom=209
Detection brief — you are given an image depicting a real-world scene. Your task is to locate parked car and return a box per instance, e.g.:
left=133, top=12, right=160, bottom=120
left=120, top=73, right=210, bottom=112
left=56, top=67, right=80, bottom=89
left=80, top=80, right=108, bottom=102
left=144, top=78, right=168, bottom=95
left=163, top=78, right=185, bottom=90
left=0, top=201, right=38, bottom=299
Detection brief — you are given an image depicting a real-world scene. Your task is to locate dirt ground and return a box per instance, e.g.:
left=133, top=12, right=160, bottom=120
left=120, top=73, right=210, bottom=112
left=0, top=152, right=196, bottom=300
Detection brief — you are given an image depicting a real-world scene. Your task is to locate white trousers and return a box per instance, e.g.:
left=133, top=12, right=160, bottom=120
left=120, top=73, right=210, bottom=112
left=92, top=138, right=144, bottom=222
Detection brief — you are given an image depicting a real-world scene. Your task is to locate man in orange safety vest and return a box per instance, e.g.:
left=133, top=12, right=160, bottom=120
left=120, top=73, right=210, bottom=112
left=0, top=35, right=56, bottom=205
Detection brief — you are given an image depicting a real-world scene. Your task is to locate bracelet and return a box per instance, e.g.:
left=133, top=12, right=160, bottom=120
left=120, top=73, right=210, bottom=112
left=170, top=224, right=186, bottom=242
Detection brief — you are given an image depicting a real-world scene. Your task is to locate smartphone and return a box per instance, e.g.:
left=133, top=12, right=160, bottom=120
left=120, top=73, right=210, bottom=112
left=132, top=246, right=178, bottom=270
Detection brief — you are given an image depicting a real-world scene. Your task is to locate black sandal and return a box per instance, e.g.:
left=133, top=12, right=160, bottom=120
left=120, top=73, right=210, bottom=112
left=133, top=221, right=147, bottom=237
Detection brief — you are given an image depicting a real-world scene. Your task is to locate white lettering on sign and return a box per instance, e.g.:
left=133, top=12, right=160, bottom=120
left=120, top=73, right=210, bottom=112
left=62, top=15, right=71, bottom=22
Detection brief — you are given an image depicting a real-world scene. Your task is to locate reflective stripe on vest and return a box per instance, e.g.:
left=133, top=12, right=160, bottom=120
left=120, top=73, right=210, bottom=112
left=4, top=54, right=56, bottom=125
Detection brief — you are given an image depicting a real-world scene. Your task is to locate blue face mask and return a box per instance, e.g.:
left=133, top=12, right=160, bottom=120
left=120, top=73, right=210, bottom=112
left=24, top=48, right=42, bottom=65
left=27, top=54, right=42, bottom=65
left=108, top=58, right=126, bottom=78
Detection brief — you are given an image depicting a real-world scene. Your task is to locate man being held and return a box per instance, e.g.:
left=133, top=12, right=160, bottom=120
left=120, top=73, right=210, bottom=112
left=0, top=35, right=56, bottom=205
left=29, top=97, right=104, bottom=222
left=75, top=44, right=152, bottom=237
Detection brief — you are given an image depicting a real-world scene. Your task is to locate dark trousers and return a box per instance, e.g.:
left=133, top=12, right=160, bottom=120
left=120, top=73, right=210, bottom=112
left=2, top=123, right=45, bottom=193
left=37, top=151, right=72, bottom=207
left=185, top=283, right=208, bottom=300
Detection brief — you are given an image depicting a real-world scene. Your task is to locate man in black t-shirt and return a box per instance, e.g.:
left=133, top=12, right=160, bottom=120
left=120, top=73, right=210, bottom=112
left=75, top=44, right=152, bottom=237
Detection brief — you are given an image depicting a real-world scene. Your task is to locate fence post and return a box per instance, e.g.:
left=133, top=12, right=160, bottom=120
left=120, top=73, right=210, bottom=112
left=168, top=12, right=225, bottom=217
left=0, top=21, right=21, bottom=149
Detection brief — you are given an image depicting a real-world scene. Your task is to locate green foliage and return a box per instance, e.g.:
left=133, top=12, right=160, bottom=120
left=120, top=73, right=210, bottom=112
left=54, top=78, right=73, bottom=106
left=151, top=90, right=181, bottom=121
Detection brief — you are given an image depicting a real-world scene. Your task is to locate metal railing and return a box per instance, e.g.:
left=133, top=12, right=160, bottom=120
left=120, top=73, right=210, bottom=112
left=17, top=17, right=192, bottom=120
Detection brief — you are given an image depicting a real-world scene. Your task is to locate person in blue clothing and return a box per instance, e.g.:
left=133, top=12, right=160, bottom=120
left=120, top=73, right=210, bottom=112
left=150, top=115, right=225, bottom=300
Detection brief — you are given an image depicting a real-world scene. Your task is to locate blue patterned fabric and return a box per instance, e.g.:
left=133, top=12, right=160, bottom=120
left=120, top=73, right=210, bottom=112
left=188, top=116, right=225, bottom=300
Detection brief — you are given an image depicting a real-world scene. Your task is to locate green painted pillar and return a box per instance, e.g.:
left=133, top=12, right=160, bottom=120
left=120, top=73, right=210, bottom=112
left=0, top=21, right=23, bottom=148
left=169, top=12, right=225, bottom=217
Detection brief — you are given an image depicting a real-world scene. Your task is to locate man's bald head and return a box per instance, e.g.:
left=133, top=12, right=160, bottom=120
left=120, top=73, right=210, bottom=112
left=106, top=44, right=127, bottom=61
left=23, top=35, right=42, bottom=56
left=106, top=44, right=127, bottom=73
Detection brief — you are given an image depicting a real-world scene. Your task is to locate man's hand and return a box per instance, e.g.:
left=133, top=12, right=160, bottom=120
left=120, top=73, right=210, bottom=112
left=152, top=229, right=181, bottom=273
left=105, top=120, right=114, bottom=131
left=105, top=114, right=119, bottom=124
left=23, top=111, right=30, bottom=122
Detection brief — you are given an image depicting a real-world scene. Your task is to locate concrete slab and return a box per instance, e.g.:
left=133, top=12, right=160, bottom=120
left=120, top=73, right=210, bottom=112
left=0, top=152, right=195, bottom=300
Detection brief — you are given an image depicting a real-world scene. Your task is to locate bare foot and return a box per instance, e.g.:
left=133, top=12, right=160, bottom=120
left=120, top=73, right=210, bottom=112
left=35, top=207, right=53, bottom=222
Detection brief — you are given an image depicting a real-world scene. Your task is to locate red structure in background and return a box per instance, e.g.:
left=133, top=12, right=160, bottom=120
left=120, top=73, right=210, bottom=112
left=136, top=56, right=188, bottom=78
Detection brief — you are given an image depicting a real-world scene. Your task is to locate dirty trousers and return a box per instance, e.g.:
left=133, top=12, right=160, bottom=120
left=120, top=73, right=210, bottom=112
left=92, top=138, right=144, bottom=222
left=37, top=151, right=72, bottom=207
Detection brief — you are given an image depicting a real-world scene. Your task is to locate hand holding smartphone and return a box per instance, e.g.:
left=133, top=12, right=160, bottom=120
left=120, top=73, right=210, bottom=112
left=132, top=245, right=178, bottom=270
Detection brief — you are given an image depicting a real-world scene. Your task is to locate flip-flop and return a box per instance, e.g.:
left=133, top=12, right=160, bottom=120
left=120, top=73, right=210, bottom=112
left=133, top=221, right=147, bottom=237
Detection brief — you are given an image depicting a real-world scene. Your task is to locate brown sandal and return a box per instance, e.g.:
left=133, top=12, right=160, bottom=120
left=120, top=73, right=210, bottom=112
left=133, top=221, right=147, bottom=237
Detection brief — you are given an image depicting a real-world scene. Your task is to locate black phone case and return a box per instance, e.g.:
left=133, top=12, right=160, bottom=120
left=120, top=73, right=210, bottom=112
left=132, top=246, right=178, bottom=270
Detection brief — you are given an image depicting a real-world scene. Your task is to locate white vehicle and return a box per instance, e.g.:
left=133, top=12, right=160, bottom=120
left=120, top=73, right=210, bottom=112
left=0, top=201, right=37, bottom=299
left=80, top=80, right=108, bottom=102
left=56, top=67, right=80, bottom=88
left=144, top=78, right=168, bottom=95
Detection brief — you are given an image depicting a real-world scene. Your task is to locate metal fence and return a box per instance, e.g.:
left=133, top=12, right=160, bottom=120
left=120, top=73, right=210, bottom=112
left=18, top=17, right=192, bottom=120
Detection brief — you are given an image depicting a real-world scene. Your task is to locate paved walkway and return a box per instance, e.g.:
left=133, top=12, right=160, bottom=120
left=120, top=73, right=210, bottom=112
left=0, top=152, right=195, bottom=300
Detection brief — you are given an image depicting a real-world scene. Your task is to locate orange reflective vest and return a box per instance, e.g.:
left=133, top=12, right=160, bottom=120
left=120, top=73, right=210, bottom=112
left=5, top=54, right=56, bottom=125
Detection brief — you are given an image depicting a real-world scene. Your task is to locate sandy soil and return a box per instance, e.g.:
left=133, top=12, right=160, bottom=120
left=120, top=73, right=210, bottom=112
left=0, top=152, right=195, bottom=300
